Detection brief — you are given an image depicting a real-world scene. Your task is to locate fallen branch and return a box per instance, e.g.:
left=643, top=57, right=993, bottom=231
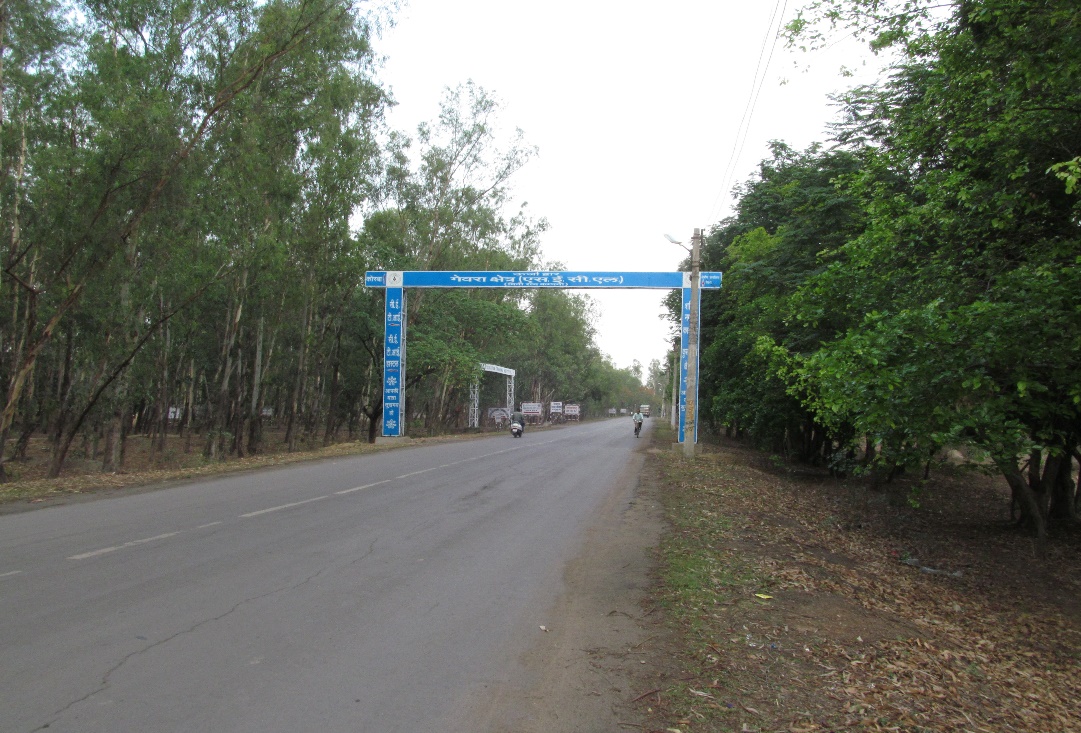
left=631, top=688, right=663, bottom=703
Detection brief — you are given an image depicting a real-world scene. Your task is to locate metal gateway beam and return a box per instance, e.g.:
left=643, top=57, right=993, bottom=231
left=366, top=270, right=721, bottom=439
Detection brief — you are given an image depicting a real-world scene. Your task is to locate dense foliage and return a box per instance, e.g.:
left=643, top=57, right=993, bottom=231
left=0, top=0, right=648, bottom=481
left=689, top=0, right=1080, bottom=538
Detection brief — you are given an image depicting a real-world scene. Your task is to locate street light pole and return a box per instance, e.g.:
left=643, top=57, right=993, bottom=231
left=683, top=228, right=701, bottom=459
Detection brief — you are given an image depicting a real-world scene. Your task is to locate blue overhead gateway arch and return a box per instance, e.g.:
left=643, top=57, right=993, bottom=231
left=364, top=270, right=721, bottom=442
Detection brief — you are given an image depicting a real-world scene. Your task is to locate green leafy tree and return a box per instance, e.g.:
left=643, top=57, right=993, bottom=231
left=784, top=0, right=1081, bottom=535
left=692, top=142, right=865, bottom=459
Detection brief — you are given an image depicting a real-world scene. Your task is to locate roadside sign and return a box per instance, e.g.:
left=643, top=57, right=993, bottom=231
left=366, top=270, right=721, bottom=290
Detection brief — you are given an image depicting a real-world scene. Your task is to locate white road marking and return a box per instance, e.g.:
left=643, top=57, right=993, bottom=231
left=0, top=570, right=23, bottom=579
left=240, top=496, right=328, bottom=518
left=68, top=532, right=180, bottom=561
left=397, top=467, right=439, bottom=478
left=57, top=439, right=565, bottom=563
left=335, top=480, right=389, bottom=495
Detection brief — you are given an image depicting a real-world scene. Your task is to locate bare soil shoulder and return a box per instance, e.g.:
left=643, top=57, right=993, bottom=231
left=632, top=431, right=1081, bottom=733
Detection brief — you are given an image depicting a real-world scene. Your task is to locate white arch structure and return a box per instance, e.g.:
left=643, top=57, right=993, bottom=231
left=470, top=363, right=515, bottom=428
left=364, top=270, right=722, bottom=442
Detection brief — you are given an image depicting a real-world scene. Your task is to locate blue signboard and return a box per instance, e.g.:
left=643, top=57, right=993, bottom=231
left=678, top=286, right=701, bottom=444
left=366, top=270, right=721, bottom=290
left=366, top=269, right=720, bottom=441
left=382, top=274, right=406, bottom=437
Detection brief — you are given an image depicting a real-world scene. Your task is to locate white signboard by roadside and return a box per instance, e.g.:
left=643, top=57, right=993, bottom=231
left=521, top=402, right=543, bottom=416
left=549, top=402, right=563, bottom=414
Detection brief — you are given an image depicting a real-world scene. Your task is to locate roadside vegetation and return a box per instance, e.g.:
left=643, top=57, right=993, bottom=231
left=1, top=0, right=654, bottom=483
left=638, top=425, right=1080, bottom=732
left=674, top=0, right=1080, bottom=540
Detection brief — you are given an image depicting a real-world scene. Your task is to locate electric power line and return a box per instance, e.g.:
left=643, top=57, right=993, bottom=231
left=705, top=0, right=789, bottom=226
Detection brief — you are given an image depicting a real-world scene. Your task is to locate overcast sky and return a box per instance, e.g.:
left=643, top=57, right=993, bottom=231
left=372, top=0, right=887, bottom=375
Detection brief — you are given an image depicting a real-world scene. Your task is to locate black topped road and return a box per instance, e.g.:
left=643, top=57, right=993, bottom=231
left=0, top=418, right=648, bottom=733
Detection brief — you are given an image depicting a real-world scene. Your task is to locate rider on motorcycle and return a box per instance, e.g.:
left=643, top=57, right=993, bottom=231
left=631, top=409, right=644, bottom=437
left=511, top=408, right=526, bottom=434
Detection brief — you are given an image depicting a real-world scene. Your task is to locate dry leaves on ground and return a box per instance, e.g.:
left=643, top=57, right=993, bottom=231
left=636, top=436, right=1081, bottom=733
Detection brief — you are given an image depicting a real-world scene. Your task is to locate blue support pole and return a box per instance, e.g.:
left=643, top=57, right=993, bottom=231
left=382, top=272, right=405, bottom=437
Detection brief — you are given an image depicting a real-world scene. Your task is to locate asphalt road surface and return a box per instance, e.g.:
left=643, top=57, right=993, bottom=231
left=0, top=418, right=650, bottom=732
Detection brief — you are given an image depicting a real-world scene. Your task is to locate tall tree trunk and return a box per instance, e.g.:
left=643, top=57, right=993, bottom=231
left=154, top=312, right=171, bottom=456
left=205, top=271, right=245, bottom=459
left=247, top=316, right=265, bottom=453
left=323, top=331, right=341, bottom=447
left=435, top=365, right=453, bottom=429
left=1073, top=447, right=1081, bottom=513
left=45, top=326, right=76, bottom=476
left=286, top=289, right=312, bottom=453
left=232, top=339, right=246, bottom=457
left=1047, top=443, right=1078, bottom=522
left=101, top=407, right=122, bottom=473
left=364, top=395, right=383, bottom=444
left=999, top=458, right=1047, bottom=541
left=182, top=362, right=196, bottom=453
left=102, top=233, right=143, bottom=473
left=180, top=358, right=194, bottom=438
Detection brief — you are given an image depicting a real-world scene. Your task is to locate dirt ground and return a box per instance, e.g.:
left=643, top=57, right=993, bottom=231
left=3, top=427, right=1080, bottom=732
left=624, top=432, right=1081, bottom=733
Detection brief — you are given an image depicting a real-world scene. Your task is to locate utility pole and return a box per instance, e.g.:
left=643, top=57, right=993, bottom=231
left=683, top=228, right=701, bottom=459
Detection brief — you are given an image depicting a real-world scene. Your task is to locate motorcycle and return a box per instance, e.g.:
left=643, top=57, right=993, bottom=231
left=510, top=421, right=523, bottom=438
left=634, top=419, right=643, bottom=438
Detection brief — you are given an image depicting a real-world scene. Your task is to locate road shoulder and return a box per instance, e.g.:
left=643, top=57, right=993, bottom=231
left=472, top=436, right=672, bottom=732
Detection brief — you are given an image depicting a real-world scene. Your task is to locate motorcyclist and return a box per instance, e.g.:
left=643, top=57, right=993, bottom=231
left=631, top=409, right=644, bottom=437
left=511, top=408, right=526, bottom=434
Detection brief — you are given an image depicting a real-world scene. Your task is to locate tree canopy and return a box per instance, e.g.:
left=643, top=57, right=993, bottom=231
left=687, top=0, right=1080, bottom=539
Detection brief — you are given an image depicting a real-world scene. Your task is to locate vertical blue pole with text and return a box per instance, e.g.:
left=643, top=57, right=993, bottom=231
left=678, top=285, right=700, bottom=444
left=382, top=282, right=405, bottom=437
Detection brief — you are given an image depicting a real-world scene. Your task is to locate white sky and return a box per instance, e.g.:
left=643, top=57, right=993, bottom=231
left=372, top=0, right=887, bottom=377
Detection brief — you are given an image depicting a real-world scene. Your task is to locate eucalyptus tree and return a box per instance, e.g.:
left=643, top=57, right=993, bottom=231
left=3, top=0, right=389, bottom=478
left=192, top=1, right=386, bottom=456
left=384, top=82, right=540, bottom=276
left=372, top=82, right=546, bottom=433
left=645, top=358, right=665, bottom=401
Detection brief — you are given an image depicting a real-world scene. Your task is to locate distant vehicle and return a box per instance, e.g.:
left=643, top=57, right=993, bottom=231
left=510, top=421, right=523, bottom=438
left=640, top=405, right=651, bottom=417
